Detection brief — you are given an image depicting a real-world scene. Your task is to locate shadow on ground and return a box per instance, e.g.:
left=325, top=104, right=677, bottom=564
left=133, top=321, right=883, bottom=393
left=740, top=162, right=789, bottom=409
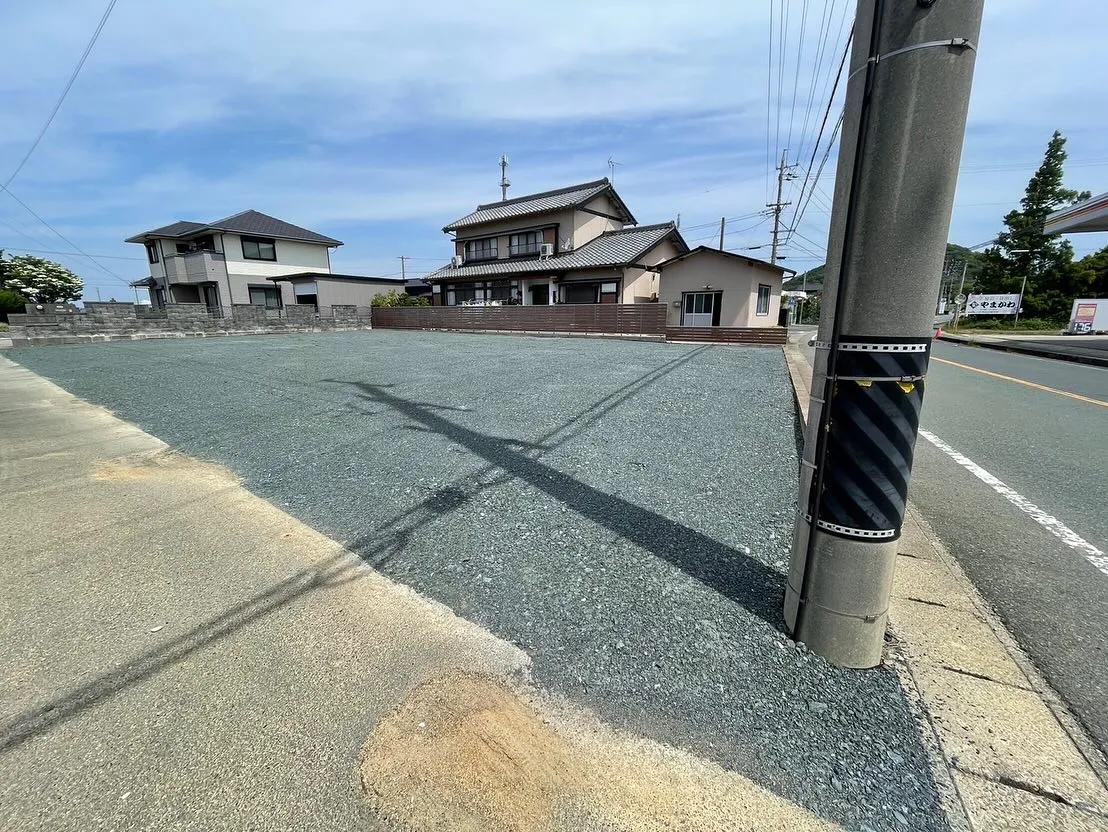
left=7, top=332, right=949, bottom=832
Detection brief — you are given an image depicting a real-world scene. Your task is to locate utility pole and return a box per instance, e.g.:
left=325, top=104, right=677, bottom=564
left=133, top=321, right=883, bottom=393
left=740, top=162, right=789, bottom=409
left=398, top=255, right=408, bottom=281
left=719, top=217, right=726, bottom=251
left=768, top=150, right=795, bottom=265
left=785, top=0, right=983, bottom=667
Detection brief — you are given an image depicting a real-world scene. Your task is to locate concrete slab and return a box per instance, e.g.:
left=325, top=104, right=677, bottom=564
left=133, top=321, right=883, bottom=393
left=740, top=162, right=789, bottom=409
left=953, top=770, right=1108, bottom=831
left=783, top=335, right=1108, bottom=829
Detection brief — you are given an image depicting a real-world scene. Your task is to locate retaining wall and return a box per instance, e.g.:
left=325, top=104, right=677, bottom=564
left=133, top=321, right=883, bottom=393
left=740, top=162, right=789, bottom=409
left=7, top=302, right=372, bottom=347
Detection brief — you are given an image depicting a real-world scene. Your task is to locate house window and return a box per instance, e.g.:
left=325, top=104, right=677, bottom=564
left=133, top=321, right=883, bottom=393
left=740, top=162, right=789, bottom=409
left=487, top=280, right=513, bottom=302
left=145, top=242, right=159, bottom=264
left=248, top=285, right=281, bottom=308
left=242, top=236, right=277, bottom=261
left=463, top=237, right=497, bottom=261
left=756, top=284, right=771, bottom=315
left=509, top=231, right=543, bottom=257
left=176, top=235, right=215, bottom=254
left=444, top=281, right=519, bottom=305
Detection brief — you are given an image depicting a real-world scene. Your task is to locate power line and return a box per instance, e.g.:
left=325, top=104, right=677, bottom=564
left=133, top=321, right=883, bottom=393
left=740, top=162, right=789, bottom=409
left=785, top=0, right=811, bottom=156
left=766, top=0, right=775, bottom=203
left=0, top=187, right=131, bottom=285
left=789, top=108, right=846, bottom=244
left=786, top=27, right=853, bottom=243
left=3, top=0, right=119, bottom=190
left=794, top=0, right=839, bottom=170
left=774, top=0, right=789, bottom=181
left=0, top=246, right=144, bottom=261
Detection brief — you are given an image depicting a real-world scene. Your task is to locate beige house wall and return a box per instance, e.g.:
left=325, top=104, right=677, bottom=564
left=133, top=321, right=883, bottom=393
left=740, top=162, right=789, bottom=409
left=619, top=239, right=680, bottom=303
left=572, top=194, right=625, bottom=249
left=314, top=279, right=401, bottom=307
left=658, top=253, right=783, bottom=328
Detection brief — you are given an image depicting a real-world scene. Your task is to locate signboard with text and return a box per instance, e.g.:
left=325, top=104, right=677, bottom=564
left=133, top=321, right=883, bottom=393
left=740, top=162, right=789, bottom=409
left=964, top=293, right=1019, bottom=315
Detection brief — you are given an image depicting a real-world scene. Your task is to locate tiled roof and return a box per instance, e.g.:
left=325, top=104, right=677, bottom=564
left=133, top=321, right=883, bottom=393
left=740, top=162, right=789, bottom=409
left=425, top=223, right=686, bottom=281
left=125, top=210, right=342, bottom=246
left=443, top=178, right=636, bottom=231
left=125, top=221, right=206, bottom=241
left=209, top=210, right=342, bottom=245
left=269, top=271, right=406, bottom=284
left=657, top=245, right=792, bottom=275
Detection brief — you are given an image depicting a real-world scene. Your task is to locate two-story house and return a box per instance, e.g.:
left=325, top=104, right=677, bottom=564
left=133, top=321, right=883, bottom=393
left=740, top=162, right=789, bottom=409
left=426, top=179, right=689, bottom=306
left=126, top=210, right=343, bottom=312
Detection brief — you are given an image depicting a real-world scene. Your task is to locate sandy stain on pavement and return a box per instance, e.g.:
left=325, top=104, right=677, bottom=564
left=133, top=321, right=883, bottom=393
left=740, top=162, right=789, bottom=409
left=362, top=673, right=839, bottom=832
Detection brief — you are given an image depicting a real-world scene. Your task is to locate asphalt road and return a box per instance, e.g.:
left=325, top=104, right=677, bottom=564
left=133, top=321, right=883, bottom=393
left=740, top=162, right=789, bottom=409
left=8, top=332, right=950, bottom=832
left=910, top=340, right=1108, bottom=752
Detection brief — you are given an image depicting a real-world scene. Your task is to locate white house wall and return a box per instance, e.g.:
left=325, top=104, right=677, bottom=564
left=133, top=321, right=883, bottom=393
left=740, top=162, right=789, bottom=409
left=221, top=233, right=332, bottom=277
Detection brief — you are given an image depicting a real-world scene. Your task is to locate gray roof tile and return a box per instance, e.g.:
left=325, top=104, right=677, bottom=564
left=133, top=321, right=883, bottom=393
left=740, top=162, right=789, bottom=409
left=126, top=210, right=341, bottom=246
left=443, top=178, right=635, bottom=231
left=209, top=210, right=342, bottom=245
left=426, top=223, right=686, bottom=281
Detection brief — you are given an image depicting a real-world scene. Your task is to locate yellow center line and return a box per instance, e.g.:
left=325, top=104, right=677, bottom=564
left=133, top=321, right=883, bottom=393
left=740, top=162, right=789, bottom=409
left=931, top=356, right=1108, bottom=408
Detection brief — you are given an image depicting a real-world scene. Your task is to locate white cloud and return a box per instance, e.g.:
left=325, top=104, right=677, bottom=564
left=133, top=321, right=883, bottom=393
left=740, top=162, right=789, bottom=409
left=0, top=0, right=1106, bottom=294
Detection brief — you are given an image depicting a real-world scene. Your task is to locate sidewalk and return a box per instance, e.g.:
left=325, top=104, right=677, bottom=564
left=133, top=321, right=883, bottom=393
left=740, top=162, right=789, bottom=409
left=936, top=331, right=1108, bottom=367
left=0, top=357, right=839, bottom=831
left=784, top=331, right=1108, bottom=831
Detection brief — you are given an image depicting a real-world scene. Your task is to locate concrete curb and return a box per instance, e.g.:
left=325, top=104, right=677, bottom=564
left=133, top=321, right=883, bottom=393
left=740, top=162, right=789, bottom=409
left=781, top=336, right=1108, bottom=830
left=937, top=332, right=1108, bottom=368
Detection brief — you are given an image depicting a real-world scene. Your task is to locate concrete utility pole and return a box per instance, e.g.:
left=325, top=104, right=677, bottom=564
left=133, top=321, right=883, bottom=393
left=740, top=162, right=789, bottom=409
left=398, top=255, right=407, bottom=281
left=719, top=217, right=726, bottom=251
left=769, top=150, right=794, bottom=265
left=785, top=0, right=983, bottom=667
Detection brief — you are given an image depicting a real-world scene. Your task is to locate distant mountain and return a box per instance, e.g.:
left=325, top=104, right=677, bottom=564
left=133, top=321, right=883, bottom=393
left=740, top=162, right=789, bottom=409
left=782, top=243, right=986, bottom=293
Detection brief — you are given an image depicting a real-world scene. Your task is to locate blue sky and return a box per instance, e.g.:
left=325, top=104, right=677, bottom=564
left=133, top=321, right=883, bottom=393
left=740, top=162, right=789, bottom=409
left=0, top=0, right=1105, bottom=300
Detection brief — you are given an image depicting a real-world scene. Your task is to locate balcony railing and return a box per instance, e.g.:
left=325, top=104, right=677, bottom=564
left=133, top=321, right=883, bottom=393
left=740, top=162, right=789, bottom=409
left=164, top=250, right=229, bottom=284
left=508, top=243, right=542, bottom=257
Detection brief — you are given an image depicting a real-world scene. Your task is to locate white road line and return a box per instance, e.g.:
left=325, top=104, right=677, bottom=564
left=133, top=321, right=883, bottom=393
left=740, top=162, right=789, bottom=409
left=918, top=429, right=1108, bottom=576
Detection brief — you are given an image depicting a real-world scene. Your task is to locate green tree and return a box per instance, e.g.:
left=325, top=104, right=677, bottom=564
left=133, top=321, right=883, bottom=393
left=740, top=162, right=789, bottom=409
left=975, top=131, right=1091, bottom=320
left=0, top=288, right=28, bottom=322
left=0, top=255, right=84, bottom=303
left=370, top=289, right=429, bottom=307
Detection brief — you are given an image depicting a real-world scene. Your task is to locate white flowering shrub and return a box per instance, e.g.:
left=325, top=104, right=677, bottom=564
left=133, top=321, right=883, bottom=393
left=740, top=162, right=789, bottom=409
left=1, top=255, right=84, bottom=303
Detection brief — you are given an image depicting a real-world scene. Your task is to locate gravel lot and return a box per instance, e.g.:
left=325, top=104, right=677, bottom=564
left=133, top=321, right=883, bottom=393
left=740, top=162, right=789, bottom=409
left=10, top=331, right=948, bottom=832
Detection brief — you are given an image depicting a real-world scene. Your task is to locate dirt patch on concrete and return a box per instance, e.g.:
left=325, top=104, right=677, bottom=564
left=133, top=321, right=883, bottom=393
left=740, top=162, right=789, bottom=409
left=93, top=451, right=239, bottom=484
left=361, top=674, right=837, bottom=832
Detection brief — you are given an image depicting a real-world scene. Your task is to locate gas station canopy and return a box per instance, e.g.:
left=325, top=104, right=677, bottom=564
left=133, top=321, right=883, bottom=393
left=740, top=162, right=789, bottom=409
left=1044, top=191, right=1108, bottom=234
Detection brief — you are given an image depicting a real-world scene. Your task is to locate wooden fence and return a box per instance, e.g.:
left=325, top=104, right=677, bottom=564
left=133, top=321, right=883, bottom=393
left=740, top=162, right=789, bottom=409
left=371, top=304, right=668, bottom=336
left=665, top=326, right=787, bottom=345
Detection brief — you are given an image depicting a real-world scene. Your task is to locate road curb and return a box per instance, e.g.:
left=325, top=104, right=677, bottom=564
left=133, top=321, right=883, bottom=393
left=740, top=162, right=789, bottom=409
left=937, top=332, right=1108, bottom=368
left=782, top=336, right=1108, bottom=830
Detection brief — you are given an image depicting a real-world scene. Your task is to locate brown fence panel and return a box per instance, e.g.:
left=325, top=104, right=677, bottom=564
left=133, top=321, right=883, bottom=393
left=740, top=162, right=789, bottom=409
left=371, top=304, right=667, bottom=336
left=665, top=326, right=788, bottom=345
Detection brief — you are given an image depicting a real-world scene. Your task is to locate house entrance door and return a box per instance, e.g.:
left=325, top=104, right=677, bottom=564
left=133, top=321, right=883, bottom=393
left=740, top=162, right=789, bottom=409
left=682, top=292, right=716, bottom=326
left=529, top=284, right=549, bottom=305
left=201, top=284, right=221, bottom=314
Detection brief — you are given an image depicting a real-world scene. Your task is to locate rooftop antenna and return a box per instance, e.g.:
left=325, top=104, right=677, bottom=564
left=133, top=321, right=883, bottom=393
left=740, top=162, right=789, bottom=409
left=607, top=156, right=622, bottom=185
left=499, top=154, right=511, bottom=201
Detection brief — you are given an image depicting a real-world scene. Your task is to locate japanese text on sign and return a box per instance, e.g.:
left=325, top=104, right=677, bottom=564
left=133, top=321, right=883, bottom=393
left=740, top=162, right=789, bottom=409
left=964, top=293, right=1020, bottom=315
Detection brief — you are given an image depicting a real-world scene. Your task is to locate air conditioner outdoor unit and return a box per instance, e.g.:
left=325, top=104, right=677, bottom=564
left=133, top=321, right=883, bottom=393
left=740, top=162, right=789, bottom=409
left=539, top=243, right=554, bottom=258
left=451, top=255, right=464, bottom=268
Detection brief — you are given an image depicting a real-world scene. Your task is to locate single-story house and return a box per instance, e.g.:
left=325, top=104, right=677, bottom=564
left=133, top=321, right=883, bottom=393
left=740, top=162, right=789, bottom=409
left=266, top=272, right=408, bottom=309
left=655, top=247, right=790, bottom=327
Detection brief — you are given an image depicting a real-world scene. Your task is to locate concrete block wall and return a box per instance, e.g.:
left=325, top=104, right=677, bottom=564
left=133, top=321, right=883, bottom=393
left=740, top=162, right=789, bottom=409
left=7, top=300, right=372, bottom=346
